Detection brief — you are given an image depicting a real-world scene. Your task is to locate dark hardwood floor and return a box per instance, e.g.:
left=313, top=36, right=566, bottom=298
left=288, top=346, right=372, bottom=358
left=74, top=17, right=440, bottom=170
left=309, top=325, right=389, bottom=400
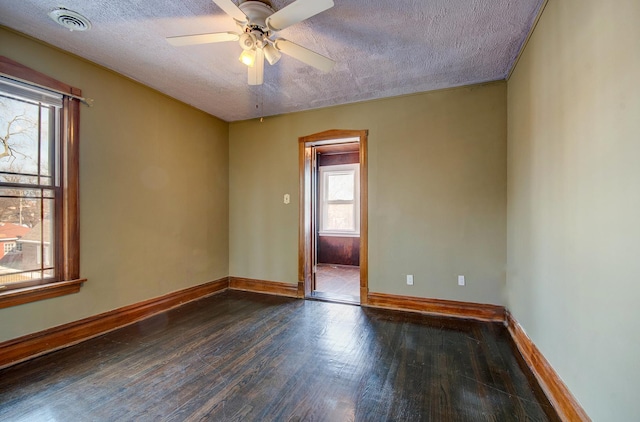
left=0, top=291, right=558, bottom=421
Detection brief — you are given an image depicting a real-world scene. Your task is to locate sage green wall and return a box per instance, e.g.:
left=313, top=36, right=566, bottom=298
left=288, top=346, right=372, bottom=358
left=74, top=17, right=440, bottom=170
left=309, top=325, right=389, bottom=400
left=507, top=1, right=640, bottom=420
left=0, top=28, right=229, bottom=342
left=230, top=83, right=507, bottom=305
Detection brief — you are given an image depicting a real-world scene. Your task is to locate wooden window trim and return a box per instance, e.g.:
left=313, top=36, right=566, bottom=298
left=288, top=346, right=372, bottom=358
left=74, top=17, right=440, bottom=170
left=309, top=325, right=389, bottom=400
left=0, top=56, right=84, bottom=307
left=0, top=279, right=86, bottom=309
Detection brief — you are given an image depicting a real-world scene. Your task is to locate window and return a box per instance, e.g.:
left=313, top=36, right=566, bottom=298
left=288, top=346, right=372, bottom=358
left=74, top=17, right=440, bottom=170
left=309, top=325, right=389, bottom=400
left=0, top=77, right=60, bottom=286
left=0, top=56, right=83, bottom=307
left=319, top=163, right=360, bottom=236
left=3, top=242, right=20, bottom=254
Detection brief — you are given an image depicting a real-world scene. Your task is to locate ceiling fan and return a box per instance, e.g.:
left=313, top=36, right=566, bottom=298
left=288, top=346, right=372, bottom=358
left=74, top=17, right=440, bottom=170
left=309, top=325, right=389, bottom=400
left=167, top=0, right=335, bottom=85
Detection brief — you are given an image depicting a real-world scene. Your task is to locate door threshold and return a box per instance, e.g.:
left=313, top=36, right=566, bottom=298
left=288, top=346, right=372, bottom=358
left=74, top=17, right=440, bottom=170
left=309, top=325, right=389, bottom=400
left=308, top=291, right=360, bottom=305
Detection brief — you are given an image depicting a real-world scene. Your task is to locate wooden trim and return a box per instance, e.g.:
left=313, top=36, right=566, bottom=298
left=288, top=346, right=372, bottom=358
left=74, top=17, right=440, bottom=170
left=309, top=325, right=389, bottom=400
left=0, top=278, right=86, bottom=309
left=63, top=95, right=81, bottom=280
left=359, top=131, right=368, bottom=305
left=367, top=292, right=505, bottom=322
left=0, top=277, right=229, bottom=369
left=506, top=311, right=591, bottom=421
left=298, top=141, right=309, bottom=285
left=0, top=55, right=80, bottom=96
left=229, top=277, right=299, bottom=298
left=299, top=129, right=362, bottom=144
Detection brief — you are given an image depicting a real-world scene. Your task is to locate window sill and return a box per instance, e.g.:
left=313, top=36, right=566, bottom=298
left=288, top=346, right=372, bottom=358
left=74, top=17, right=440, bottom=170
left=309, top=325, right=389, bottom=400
left=0, top=279, right=87, bottom=309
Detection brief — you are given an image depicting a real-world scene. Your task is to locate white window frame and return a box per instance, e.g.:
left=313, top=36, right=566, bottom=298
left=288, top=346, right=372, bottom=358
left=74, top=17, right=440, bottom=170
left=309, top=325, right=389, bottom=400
left=318, top=163, right=360, bottom=237
left=3, top=241, right=16, bottom=254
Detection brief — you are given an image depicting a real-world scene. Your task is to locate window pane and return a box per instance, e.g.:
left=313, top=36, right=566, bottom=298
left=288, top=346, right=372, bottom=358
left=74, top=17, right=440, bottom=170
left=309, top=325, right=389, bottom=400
left=0, top=171, right=39, bottom=185
left=326, top=203, right=355, bottom=231
left=0, top=95, right=41, bottom=178
left=40, top=105, right=54, bottom=179
left=42, top=198, right=54, bottom=268
left=0, top=187, right=43, bottom=228
left=0, top=188, right=55, bottom=286
left=327, top=172, right=354, bottom=201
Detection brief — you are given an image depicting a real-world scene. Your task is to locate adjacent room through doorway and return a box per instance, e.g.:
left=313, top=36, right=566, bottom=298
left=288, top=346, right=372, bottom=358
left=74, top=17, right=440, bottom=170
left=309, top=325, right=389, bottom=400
left=298, top=130, right=368, bottom=305
left=313, top=143, right=360, bottom=303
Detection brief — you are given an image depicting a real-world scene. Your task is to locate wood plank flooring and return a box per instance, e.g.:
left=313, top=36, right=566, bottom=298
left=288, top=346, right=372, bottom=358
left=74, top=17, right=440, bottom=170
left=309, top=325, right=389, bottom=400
left=0, top=291, right=558, bottom=421
left=314, top=264, right=360, bottom=303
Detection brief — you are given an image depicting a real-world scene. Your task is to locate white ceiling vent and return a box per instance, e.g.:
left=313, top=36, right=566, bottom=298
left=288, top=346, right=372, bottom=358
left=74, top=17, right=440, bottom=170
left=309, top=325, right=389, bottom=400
left=48, top=8, right=92, bottom=32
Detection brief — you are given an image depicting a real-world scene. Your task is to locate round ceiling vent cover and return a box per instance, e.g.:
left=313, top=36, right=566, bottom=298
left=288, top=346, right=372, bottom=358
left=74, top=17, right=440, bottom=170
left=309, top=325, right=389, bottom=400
left=48, top=8, right=92, bottom=31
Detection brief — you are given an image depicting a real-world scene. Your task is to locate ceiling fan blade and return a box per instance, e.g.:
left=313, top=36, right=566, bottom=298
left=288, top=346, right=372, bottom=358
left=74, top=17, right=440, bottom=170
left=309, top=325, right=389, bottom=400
left=248, top=48, right=264, bottom=85
left=266, top=0, right=334, bottom=32
left=167, top=32, right=239, bottom=46
left=212, top=0, right=248, bottom=23
left=275, top=39, right=335, bottom=72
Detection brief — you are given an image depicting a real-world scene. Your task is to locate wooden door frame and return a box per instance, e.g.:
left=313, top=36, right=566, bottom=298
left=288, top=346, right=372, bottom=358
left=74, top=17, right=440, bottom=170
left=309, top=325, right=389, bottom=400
left=298, top=129, right=368, bottom=304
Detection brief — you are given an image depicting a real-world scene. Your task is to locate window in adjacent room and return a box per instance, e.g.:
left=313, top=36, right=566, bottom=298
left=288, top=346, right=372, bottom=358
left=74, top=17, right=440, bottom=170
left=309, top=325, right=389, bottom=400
left=319, top=163, right=360, bottom=236
left=0, top=56, right=82, bottom=305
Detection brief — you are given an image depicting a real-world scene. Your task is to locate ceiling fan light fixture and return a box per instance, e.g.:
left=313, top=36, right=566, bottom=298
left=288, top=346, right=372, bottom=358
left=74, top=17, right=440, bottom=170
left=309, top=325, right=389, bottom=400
left=239, top=32, right=256, bottom=50
left=239, top=49, right=256, bottom=67
left=263, top=44, right=281, bottom=65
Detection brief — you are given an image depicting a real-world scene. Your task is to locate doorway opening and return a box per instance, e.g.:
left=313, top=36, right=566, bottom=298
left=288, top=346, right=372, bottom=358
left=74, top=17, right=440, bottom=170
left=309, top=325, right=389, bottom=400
left=298, top=130, right=368, bottom=305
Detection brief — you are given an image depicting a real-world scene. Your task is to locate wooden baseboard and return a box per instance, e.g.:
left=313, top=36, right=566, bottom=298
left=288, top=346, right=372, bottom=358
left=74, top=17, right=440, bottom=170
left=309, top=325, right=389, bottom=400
left=229, top=277, right=299, bottom=298
left=367, top=292, right=505, bottom=322
left=0, top=277, right=229, bottom=369
left=506, top=311, right=590, bottom=422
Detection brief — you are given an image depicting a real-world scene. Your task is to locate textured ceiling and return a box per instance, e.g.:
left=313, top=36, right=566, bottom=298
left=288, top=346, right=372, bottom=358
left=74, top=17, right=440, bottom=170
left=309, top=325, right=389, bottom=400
left=0, top=0, right=543, bottom=122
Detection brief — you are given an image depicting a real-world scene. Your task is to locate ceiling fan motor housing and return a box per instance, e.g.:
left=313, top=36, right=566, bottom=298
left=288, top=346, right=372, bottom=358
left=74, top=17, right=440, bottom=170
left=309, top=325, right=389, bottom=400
left=237, top=1, right=274, bottom=28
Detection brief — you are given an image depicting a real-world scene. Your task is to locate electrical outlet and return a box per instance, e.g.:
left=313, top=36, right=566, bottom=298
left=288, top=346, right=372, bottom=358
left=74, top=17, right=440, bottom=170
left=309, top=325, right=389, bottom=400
left=284, top=194, right=290, bottom=204
left=458, top=275, right=465, bottom=286
left=406, top=274, right=414, bottom=286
